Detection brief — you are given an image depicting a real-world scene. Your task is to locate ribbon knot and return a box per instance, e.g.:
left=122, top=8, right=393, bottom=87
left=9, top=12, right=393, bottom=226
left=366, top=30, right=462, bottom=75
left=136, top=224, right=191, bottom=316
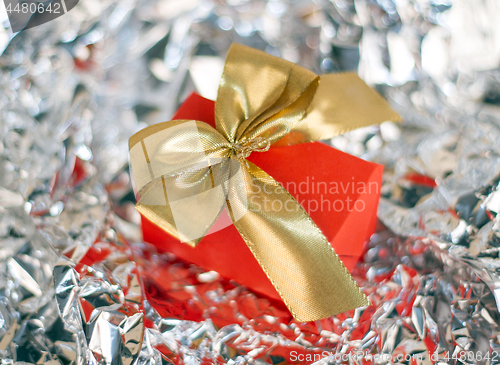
left=230, top=137, right=271, bottom=159
left=129, top=43, right=401, bottom=322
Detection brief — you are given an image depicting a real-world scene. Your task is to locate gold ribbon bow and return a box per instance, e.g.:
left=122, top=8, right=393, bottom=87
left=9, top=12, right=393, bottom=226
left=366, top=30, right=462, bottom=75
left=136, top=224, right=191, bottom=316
left=129, top=44, right=400, bottom=322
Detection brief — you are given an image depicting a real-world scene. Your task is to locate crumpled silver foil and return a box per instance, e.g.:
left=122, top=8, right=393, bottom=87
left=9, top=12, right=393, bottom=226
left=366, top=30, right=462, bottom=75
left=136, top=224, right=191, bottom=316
left=1, top=0, right=500, bottom=364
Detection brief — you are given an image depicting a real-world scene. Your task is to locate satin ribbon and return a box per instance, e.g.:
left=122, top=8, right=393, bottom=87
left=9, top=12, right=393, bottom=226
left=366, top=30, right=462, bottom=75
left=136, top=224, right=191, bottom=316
left=129, top=44, right=401, bottom=322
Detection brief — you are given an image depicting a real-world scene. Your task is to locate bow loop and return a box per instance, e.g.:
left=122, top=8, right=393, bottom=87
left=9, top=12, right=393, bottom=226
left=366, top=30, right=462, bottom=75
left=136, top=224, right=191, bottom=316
left=216, top=44, right=319, bottom=146
left=129, top=119, right=237, bottom=246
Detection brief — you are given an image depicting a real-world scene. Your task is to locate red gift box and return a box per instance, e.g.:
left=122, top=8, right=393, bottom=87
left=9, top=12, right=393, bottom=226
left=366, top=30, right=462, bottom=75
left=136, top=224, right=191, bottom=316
left=140, top=92, right=383, bottom=317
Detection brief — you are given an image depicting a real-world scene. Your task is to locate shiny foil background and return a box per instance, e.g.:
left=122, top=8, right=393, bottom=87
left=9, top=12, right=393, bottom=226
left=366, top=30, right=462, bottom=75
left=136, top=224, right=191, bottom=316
left=1, top=0, right=500, bottom=364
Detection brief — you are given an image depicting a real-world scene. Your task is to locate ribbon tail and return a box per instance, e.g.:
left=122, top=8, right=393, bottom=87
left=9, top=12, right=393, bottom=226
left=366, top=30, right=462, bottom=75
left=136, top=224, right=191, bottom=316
left=274, top=73, right=402, bottom=146
left=227, top=159, right=370, bottom=322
